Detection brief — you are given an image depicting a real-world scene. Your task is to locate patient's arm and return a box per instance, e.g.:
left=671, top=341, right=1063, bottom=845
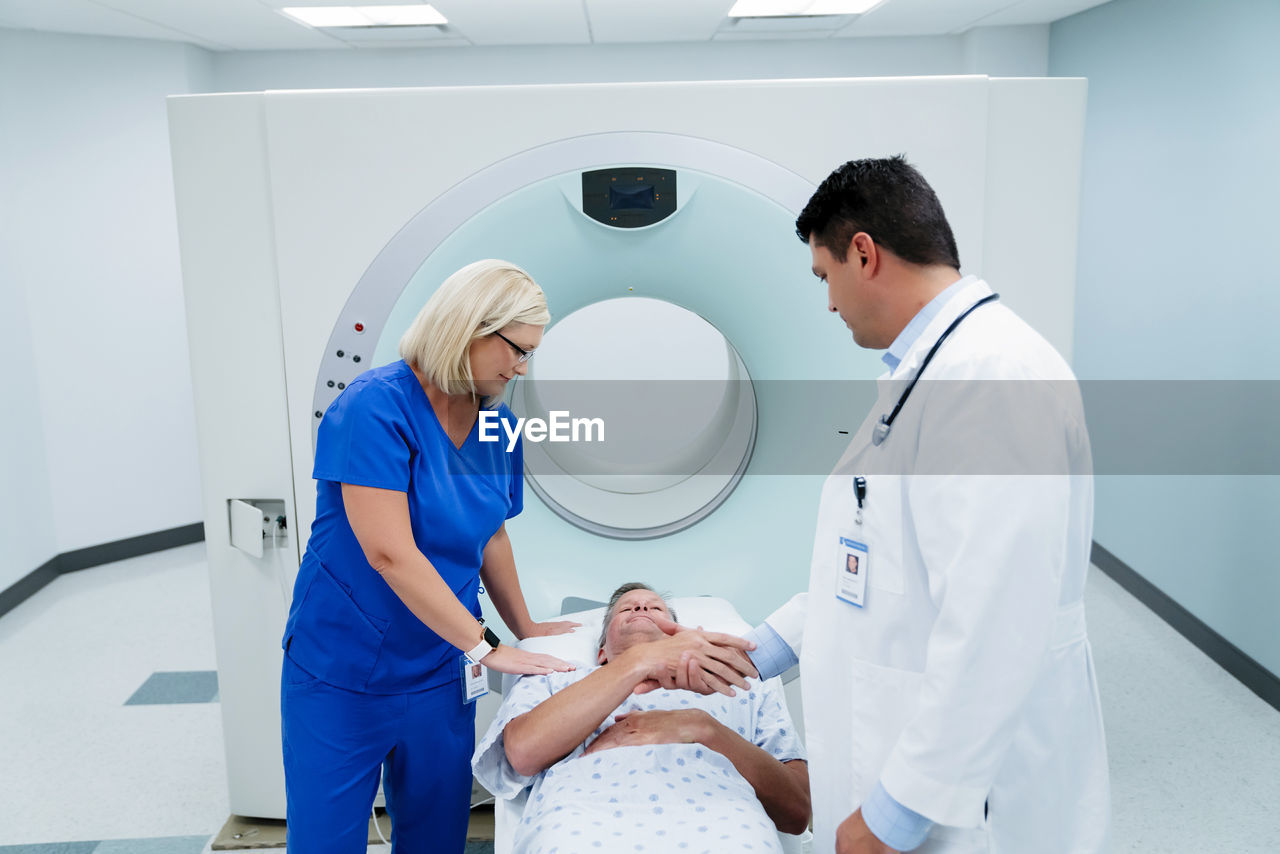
left=503, top=652, right=649, bottom=777
left=583, top=709, right=811, bottom=835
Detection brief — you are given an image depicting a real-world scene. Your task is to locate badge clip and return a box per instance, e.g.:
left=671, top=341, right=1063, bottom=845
left=853, top=476, right=867, bottom=526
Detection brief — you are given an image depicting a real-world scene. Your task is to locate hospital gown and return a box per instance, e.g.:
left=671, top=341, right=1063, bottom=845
left=473, top=668, right=806, bottom=854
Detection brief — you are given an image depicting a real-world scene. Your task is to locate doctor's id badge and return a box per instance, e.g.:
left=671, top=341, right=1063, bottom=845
left=461, top=655, right=489, bottom=704
left=836, top=537, right=869, bottom=608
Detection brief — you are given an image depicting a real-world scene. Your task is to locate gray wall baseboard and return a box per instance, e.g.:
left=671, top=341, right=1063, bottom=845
left=0, top=523, right=205, bottom=619
left=1092, top=541, right=1280, bottom=713
left=0, top=557, right=63, bottom=620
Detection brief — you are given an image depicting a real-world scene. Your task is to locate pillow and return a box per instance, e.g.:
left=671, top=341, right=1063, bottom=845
left=513, top=596, right=753, bottom=670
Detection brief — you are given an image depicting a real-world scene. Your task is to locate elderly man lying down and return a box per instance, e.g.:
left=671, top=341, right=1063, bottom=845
left=473, top=583, right=810, bottom=853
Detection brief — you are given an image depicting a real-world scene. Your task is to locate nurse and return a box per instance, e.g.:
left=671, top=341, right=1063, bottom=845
left=736, top=158, right=1110, bottom=852
left=281, top=259, right=579, bottom=853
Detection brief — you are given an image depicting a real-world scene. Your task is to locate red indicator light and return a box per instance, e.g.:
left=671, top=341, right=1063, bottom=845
left=354, top=322, right=365, bottom=333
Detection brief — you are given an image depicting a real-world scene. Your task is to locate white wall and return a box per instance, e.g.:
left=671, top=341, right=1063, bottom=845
left=0, top=164, right=57, bottom=589
left=0, top=27, right=211, bottom=564
left=963, top=24, right=1049, bottom=77
left=1051, top=0, right=1280, bottom=675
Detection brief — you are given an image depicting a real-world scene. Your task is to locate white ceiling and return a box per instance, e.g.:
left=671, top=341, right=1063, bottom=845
left=0, top=0, right=1113, bottom=52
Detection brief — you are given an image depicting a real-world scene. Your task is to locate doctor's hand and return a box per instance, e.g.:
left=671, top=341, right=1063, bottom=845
left=480, top=644, right=575, bottom=676
left=583, top=710, right=709, bottom=755
left=522, top=619, right=582, bottom=638
left=836, top=809, right=899, bottom=854
left=626, top=618, right=757, bottom=697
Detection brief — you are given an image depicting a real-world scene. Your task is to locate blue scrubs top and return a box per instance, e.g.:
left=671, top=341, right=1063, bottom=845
left=283, top=359, right=524, bottom=694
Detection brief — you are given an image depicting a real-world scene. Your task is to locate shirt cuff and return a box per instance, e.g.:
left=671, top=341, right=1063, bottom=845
left=743, top=623, right=798, bottom=682
left=862, top=781, right=933, bottom=851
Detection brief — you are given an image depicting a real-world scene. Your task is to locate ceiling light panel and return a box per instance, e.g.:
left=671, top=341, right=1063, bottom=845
left=281, top=6, right=365, bottom=27
left=360, top=4, right=447, bottom=25
left=282, top=5, right=447, bottom=28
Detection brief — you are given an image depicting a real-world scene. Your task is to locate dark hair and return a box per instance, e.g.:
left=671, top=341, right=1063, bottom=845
left=597, top=582, right=678, bottom=651
left=795, top=155, right=960, bottom=269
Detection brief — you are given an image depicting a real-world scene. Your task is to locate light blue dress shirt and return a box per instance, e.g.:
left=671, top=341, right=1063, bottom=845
left=881, top=275, right=973, bottom=374
left=744, top=623, right=798, bottom=680
left=746, top=276, right=977, bottom=850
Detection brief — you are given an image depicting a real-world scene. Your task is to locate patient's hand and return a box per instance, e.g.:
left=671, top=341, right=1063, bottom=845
left=584, top=710, right=709, bottom=754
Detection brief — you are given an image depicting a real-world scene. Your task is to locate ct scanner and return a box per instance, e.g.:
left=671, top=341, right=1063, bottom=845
left=168, top=76, right=1086, bottom=820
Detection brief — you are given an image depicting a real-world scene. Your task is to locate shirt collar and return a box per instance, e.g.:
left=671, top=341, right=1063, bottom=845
left=881, top=275, right=975, bottom=373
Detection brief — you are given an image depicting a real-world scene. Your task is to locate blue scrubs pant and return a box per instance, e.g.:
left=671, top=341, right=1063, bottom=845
left=281, top=656, right=476, bottom=853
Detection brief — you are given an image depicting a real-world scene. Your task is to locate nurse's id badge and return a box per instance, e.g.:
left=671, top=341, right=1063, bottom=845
left=461, top=656, right=489, bottom=704
left=836, top=537, right=869, bottom=608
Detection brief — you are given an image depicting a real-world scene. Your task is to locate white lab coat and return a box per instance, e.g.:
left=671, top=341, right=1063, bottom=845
left=766, top=279, right=1109, bottom=853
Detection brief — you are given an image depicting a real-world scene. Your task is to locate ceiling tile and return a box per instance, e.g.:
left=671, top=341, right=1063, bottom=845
left=971, top=0, right=1113, bottom=27
left=0, top=0, right=218, bottom=45
left=100, top=0, right=343, bottom=50
left=716, top=13, right=852, bottom=36
left=711, top=29, right=834, bottom=40
left=432, top=0, right=590, bottom=46
left=835, top=0, right=1020, bottom=37
left=324, top=23, right=468, bottom=47
left=585, top=0, right=728, bottom=43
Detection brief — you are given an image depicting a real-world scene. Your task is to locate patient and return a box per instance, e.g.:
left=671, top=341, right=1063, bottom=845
left=473, top=583, right=810, bottom=853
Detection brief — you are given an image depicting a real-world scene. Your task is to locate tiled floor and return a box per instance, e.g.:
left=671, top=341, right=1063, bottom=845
left=1, top=543, right=1278, bottom=852
left=0, top=837, right=211, bottom=854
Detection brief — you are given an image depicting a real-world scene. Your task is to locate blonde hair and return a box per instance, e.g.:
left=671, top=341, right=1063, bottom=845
left=399, top=260, right=550, bottom=408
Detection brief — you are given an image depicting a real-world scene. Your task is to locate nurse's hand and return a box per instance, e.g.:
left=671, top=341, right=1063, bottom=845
left=835, top=809, right=898, bottom=854
left=481, top=644, right=575, bottom=676
left=523, top=619, right=582, bottom=638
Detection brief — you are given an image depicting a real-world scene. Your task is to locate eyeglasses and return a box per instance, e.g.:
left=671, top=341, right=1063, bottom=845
left=493, top=330, right=534, bottom=364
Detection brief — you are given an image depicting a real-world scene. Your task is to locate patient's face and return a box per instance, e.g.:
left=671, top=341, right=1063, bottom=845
left=599, top=589, right=673, bottom=664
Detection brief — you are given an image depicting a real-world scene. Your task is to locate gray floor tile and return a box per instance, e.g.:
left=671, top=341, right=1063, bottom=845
left=124, top=671, right=218, bottom=706
left=0, top=844, right=98, bottom=854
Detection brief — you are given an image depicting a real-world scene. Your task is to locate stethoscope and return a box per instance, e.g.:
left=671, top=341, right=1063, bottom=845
left=871, top=293, right=1000, bottom=447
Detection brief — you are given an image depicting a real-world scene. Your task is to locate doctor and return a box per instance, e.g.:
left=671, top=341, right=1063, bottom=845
left=738, top=157, right=1110, bottom=853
